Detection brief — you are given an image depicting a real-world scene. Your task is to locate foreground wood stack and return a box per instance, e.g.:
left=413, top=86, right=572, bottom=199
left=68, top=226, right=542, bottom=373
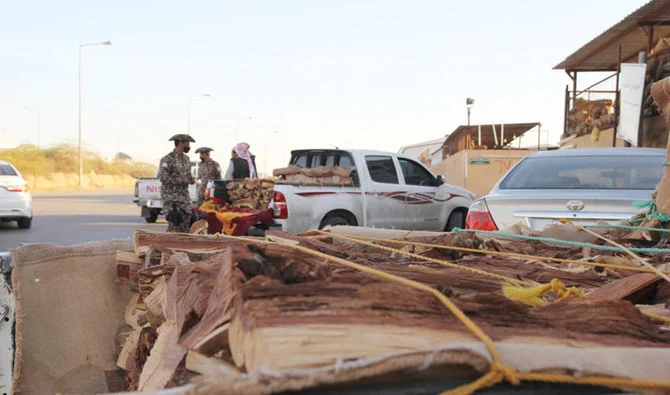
left=273, top=165, right=355, bottom=184
left=113, top=228, right=670, bottom=393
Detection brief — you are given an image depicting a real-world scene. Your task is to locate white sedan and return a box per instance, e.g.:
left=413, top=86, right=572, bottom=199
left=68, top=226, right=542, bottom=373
left=0, top=160, right=33, bottom=229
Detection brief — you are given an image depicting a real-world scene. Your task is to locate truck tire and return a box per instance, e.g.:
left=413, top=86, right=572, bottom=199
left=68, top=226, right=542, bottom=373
left=145, top=209, right=160, bottom=223
left=319, top=214, right=351, bottom=229
left=445, top=209, right=466, bottom=231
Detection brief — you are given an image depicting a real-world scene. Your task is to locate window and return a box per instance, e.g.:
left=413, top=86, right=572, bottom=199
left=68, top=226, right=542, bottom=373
left=366, top=156, right=398, bottom=184
left=0, top=165, right=18, bottom=176
left=338, top=155, right=352, bottom=168
left=398, top=158, right=435, bottom=186
left=500, top=155, right=664, bottom=190
left=310, top=154, right=322, bottom=168
left=291, top=151, right=354, bottom=169
left=293, top=154, right=308, bottom=167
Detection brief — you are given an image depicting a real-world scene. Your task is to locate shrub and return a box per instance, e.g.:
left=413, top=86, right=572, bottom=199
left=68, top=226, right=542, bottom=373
left=0, top=144, right=156, bottom=179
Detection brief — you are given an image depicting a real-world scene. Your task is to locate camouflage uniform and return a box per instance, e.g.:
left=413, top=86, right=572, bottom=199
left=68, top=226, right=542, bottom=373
left=197, top=159, right=222, bottom=206
left=159, top=150, right=194, bottom=233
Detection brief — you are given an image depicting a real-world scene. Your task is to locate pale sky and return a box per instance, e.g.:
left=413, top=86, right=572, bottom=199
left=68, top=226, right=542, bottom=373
left=0, top=0, right=649, bottom=174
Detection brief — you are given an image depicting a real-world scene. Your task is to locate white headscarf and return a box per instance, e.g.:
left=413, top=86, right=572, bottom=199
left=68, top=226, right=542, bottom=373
left=234, top=143, right=257, bottom=178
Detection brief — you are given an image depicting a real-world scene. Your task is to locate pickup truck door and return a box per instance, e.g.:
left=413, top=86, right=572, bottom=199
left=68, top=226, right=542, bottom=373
left=398, top=157, right=444, bottom=231
left=362, top=155, right=407, bottom=229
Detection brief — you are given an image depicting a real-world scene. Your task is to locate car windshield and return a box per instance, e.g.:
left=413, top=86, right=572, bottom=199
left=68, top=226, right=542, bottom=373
left=0, top=164, right=18, bottom=176
left=500, top=155, right=664, bottom=190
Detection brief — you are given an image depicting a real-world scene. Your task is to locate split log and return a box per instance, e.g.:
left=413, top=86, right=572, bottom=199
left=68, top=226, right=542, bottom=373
left=175, top=252, right=227, bottom=340
left=125, top=293, right=147, bottom=329
left=118, top=327, right=143, bottom=372
left=185, top=350, right=239, bottom=377
left=134, top=230, right=241, bottom=254
left=124, top=326, right=158, bottom=391
left=189, top=219, right=208, bottom=234
left=139, top=264, right=175, bottom=301
left=137, top=321, right=188, bottom=391
left=586, top=273, right=663, bottom=304
left=166, top=262, right=193, bottom=322
left=193, top=324, right=231, bottom=357
left=145, top=276, right=169, bottom=327
left=117, top=251, right=142, bottom=291
left=229, top=276, right=670, bottom=372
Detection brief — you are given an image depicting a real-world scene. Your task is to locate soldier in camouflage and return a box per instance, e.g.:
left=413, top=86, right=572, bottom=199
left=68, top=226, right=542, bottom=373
left=195, top=147, right=222, bottom=206
left=160, top=134, right=195, bottom=233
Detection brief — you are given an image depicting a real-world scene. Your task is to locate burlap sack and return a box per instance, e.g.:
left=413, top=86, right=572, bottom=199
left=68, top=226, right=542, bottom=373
left=11, top=240, right=133, bottom=395
left=651, top=77, right=670, bottom=215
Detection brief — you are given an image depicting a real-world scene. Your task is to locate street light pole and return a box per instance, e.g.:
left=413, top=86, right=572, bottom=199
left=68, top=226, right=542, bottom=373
left=465, top=98, right=475, bottom=149
left=265, top=130, right=279, bottom=176
left=466, top=98, right=475, bottom=127
left=235, top=116, right=253, bottom=143
left=22, top=106, right=40, bottom=147
left=187, top=94, right=210, bottom=134
left=78, top=40, right=111, bottom=187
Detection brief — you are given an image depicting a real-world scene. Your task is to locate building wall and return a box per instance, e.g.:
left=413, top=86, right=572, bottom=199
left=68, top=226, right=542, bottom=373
left=432, top=149, right=532, bottom=197
left=560, top=128, right=626, bottom=149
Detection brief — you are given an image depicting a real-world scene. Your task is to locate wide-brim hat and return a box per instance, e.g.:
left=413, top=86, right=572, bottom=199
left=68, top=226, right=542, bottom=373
left=169, top=134, right=196, bottom=142
left=195, top=147, right=214, bottom=154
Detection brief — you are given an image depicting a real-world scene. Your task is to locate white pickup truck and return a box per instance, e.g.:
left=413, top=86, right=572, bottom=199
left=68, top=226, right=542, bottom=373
left=133, top=161, right=199, bottom=223
left=208, top=149, right=474, bottom=233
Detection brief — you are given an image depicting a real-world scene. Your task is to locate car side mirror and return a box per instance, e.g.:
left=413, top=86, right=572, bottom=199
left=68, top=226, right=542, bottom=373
left=436, top=175, right=445, bottom=186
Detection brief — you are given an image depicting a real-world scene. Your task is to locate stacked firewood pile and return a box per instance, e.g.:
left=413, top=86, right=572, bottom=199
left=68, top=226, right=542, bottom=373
left=565, top=98, right=615, bottom=137
left=273, top=165, right=355, bottom=184
left=224, top=178, right=275, bottom=210
left=113, top=227, right=670, bottom=393
left=226, top=178, right=275, bottom=210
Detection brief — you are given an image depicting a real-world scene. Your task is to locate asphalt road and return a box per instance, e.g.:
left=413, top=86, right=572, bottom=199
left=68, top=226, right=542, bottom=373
left=0, top=190, right=166, bottom=251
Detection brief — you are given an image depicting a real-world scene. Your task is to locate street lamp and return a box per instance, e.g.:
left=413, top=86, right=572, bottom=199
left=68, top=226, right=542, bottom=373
left=22, top=105, right=40, bottom=147
left=466, top=98, right=475, bottom=127
left=78, top=40, right=112, bottom=187
left=235, top=116, right=253, bottom=143
left=264, top=130, right=279, bottom=176
left=187, top=94, right=211, bottom=134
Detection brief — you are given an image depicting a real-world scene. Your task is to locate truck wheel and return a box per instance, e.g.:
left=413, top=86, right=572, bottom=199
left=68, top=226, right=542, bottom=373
left=145, top=209, right=160, bottom=223
left=446, top=210, right=466, bottom=231
left=319, top=214, right=350, bottom=229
